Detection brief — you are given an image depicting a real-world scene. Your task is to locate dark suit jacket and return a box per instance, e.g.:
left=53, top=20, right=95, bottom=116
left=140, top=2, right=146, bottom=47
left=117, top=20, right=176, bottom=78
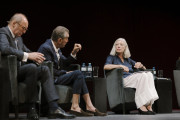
left=0, top=26, right=32, bottom=67
left=38, top=39, right=76, bottom=79
left=0, top=26, right=31, bottom=59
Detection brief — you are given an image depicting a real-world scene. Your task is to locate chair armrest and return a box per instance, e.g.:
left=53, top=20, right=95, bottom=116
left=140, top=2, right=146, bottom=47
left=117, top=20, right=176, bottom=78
left=105, top=68, right=124, bottom=86
left=41, top=61, right=54, bottom=76
left=105, top=68, right=125, bottom=108
left=2, top=55, right=18, bottom=105
left=65, top=64, right=80, bottom=71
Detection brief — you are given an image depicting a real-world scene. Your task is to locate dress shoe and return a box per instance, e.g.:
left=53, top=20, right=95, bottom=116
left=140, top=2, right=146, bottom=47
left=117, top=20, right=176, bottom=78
left=86, top=109, right=107, bottom=116
left=138, top=108, right=153, bottom=115
left=27, top=107, right=39, bottom=120
left=48, top=107, right=75, bottom=119
left=69, top=109, right=94, bottom=117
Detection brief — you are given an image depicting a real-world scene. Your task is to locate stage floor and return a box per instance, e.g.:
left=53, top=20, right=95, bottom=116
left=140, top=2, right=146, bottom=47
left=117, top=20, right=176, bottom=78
left=9, top=110, right=180, bottom=120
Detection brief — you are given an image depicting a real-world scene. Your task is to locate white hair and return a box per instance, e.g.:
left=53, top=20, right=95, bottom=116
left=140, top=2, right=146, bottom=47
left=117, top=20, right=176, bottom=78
left=110, top=38, right=131, bottom=58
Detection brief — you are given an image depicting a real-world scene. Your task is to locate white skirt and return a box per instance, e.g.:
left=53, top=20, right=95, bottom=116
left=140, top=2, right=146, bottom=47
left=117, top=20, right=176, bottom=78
left=124, top=71, right=159, bottom=108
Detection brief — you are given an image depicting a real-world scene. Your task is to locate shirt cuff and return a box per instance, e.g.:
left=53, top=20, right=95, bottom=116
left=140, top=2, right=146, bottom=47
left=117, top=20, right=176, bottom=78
left=22, top=52, right=29, bottom=62
left=71, top=53, right=76, bottom=59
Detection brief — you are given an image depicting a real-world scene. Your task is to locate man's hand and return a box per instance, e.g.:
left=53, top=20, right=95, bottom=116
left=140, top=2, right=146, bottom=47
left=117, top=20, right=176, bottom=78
left=71, top=43, right=82, bottom=55
left=28, top=52, right=45, bottom=64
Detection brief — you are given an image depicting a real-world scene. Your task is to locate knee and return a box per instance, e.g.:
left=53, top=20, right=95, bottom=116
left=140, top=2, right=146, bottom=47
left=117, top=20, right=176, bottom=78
left=27, top=63, right=38, bottom=72
left=41, top=66, right=50, bottom=74
left=142, top=72, right=153, bottom=81
left=72, top=70, right=84, bottom=79
left=74, top=70, right=83, bottom=76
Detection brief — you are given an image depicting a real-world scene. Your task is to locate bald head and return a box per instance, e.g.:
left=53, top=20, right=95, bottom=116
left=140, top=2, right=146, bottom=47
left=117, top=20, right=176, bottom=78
left=8, top=13, right=28, bottom=25
left=8, top=13, right=29, bottom=37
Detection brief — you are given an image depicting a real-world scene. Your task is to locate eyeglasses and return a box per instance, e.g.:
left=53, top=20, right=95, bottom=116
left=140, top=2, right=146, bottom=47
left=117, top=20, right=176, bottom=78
left=16, top=22, right=28, bottom=31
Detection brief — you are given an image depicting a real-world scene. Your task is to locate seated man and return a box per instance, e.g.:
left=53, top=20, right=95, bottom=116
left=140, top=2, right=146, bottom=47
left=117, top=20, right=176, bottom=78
left=38, top=26, right=107, bottom=116
left=0, top=13, right=75, bottom=120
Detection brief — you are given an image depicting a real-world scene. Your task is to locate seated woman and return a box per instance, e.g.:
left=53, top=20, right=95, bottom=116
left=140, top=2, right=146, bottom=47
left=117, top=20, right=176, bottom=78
left=104, top=38, right=159, bottom=115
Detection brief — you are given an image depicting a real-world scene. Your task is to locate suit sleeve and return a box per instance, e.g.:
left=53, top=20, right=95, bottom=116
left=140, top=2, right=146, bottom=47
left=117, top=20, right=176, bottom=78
left=38, top=45, right=67, bottom=76
left=0, top=34, right=24, bottom=60
left=59, top=52, right=76, bottom=68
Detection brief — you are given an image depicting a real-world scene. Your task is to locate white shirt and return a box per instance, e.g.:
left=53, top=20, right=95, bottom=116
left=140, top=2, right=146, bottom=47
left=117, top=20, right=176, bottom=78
left=51, top=40, right=76, bottom=61
left=51, top=39, right=60, bottom=61
left=8, top=26, right=28, bottom=62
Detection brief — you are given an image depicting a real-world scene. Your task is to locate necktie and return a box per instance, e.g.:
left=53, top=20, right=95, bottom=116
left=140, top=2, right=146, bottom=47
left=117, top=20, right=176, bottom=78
left=15, top=39, right=18, bottom=50
left=15, top=39, right=21, bottom=66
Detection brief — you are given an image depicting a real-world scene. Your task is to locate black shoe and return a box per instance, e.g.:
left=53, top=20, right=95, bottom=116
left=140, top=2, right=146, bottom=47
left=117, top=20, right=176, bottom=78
left=27, top=107, right=39, bottom=120
left=48, top=107, right=76, bottom=119
left=86, top=109, right=107, bottom=116
left=146, top=107, right=156, bottom=115
left=138, top=108, right=152, bottom=115
left=148, top=110, right=156, bottom=115
left=69, top=109, right=94, bottom=117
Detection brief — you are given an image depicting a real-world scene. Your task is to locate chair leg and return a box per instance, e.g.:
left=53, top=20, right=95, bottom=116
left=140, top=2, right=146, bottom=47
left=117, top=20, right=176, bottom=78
left=122, top=103, right=125, bottom=114
left=14, top=105, right=19, bottom=119
left=37, top=102, right=41, bottom=118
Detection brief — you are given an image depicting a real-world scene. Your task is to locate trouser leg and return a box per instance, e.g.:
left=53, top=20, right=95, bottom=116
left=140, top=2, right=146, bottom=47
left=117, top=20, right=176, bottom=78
left=37, top=66, right=59, bottom=102
left=18, top=63, right=39, bottom=103
left=56, top=70, right=89, bottom=94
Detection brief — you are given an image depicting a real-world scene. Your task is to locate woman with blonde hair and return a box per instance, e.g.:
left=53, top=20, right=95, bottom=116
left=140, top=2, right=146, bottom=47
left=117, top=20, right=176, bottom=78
left=104, top=38, right=159, bottom=115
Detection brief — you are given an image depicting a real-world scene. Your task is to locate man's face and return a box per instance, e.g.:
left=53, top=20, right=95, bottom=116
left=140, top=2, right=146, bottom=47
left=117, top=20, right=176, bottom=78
left=58, top=32, right=69, bottom=48
left=13, top=18, right=28, bottom=37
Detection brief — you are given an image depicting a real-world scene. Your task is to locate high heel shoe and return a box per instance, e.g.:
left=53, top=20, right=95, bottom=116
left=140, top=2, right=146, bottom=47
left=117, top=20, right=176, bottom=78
left=146, top=106, right=156, bottom=115
left=138, top=108, right=152, bottom=115
left=148, top=110, right=156, bottom=115
left=146, top=108, right=156, bottom=115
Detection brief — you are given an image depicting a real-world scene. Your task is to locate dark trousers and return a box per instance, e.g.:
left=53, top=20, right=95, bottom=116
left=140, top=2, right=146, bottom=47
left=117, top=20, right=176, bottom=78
left=18, top=63, right=59, bottom=103
left=55, top=70, right=89, bottom=95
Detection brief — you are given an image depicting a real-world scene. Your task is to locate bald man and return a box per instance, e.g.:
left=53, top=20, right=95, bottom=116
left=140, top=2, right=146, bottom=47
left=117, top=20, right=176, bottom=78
left=0, top=13, right=75, bottom=120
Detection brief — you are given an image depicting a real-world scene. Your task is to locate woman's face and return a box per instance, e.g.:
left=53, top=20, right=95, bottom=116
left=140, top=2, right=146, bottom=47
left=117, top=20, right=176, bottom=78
left=115, top=40, right=126, bottom=54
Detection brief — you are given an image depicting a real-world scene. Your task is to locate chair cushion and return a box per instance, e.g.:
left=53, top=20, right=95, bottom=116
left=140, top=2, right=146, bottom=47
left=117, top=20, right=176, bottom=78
left=55, top=85, right=73, bottom=104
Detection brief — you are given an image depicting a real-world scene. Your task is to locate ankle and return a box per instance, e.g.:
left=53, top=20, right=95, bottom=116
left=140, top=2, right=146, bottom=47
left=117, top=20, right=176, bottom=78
left=71, top=105, right=81, bottom=112
left=146, top=105, right=153, bottom=111
left=139, top=106, right=148, bottom=111
left=86, top=106, right=96, bottom=112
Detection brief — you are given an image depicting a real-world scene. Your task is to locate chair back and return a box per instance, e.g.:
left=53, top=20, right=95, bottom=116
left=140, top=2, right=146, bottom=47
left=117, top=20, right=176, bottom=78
left=173, top=70, right=180, bottom=107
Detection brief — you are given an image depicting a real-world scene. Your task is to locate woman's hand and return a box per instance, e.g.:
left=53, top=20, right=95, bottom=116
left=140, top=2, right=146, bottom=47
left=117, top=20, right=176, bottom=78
left=120, top=65, right=129, bottom=72
left=134, top=62, right=146, bottom=70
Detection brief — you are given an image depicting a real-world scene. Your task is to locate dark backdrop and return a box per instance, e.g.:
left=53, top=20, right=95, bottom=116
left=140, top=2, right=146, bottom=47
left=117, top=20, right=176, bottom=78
left=0, top=1, right=180, bottom=109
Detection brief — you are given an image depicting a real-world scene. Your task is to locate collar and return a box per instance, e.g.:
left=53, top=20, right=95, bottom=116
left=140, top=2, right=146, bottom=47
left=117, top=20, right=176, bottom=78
left=8, top=26, right=15, bottom=38
left=51, top=39, right=60, bottom=53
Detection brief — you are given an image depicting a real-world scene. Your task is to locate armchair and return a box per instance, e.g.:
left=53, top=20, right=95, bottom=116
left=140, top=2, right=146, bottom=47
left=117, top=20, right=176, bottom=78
left=104, top=68, right=136, bottom=114
left=173, top=70, right=180, bottom=107
left=1, top=55, right=42, bottom=119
